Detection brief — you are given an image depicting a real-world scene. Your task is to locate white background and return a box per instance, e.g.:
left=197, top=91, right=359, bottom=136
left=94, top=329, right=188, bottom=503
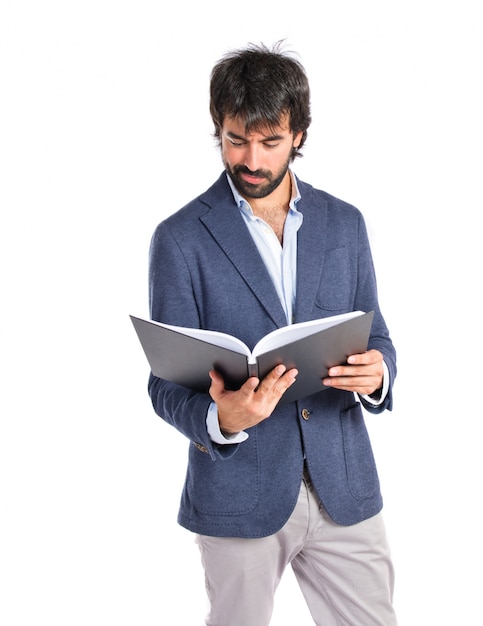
left=1, top=1, right=482, bottom=624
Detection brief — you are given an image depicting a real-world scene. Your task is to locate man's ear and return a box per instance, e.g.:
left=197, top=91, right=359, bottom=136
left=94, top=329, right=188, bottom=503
left=293, top=130, right=303, bottom=148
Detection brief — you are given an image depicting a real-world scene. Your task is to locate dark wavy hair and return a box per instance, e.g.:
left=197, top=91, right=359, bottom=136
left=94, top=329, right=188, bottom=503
left=209, top=41, right=311, bottom=160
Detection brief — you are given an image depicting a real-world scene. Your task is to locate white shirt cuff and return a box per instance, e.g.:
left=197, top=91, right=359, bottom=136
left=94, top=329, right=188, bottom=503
left=360, top=360, right=390, bottom=406
left=206, top=402, right=249, bottom=444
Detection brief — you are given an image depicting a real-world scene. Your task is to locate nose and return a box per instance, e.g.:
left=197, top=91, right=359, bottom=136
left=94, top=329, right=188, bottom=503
left=243, top=143, right=262, bottom=172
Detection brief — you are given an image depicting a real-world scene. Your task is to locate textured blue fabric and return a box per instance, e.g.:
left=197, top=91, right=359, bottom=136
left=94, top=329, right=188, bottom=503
left=148, top=172, right=396, bottom=537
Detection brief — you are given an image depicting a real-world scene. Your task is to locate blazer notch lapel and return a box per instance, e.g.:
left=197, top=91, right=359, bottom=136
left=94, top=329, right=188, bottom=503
left=200, top=179, right=288, bottom=328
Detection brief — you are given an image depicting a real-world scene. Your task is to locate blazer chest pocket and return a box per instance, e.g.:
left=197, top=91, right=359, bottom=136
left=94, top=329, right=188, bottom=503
left=314, top=247, right=356, bottom=313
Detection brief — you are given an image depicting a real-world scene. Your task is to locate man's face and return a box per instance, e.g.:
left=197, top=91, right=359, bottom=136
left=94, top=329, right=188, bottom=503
left=221, top=115, right=302, bottom=200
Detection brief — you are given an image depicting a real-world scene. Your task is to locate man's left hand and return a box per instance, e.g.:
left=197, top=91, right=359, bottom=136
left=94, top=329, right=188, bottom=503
left=322, top=349, right=384, bottom=395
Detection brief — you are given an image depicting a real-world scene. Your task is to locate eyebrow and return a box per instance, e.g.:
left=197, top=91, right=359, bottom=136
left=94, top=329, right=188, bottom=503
left=225, top=130, right=285, bottom=142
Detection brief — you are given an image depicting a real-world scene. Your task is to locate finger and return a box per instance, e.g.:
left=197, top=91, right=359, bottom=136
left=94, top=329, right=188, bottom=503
left=347, top=353, right=370, bottom=365
left=252, top=364, right=286, bottom=393
left=268, top=364, right=288, bottom=381
left=208, top=370, right=226, bottom=401
left=327, top=364, right=360, bottom=377
left=280, top=368, right=298, bottom=388
left=347, top=349, right=382, bottom=365
left=209, top=369, right=224, bottom=384
left=328, top=361, right=382, bottom=378
left=323, top=375, right=379, bottom=395
left=257, top=367, right=298, bottom=399
left=239, top=376, right=261, bottom=396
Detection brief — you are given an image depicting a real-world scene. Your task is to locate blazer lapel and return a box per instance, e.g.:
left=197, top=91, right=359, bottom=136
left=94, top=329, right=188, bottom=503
left=200, top=175, right=288, bottom=328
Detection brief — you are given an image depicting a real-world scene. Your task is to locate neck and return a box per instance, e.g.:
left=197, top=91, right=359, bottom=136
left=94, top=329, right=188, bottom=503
left=248, top=172, right=292, bottom=245
left=248, top=170, right=292, bottom=215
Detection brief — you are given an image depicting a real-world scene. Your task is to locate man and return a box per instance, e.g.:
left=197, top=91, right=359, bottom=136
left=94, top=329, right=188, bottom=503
left=147, top=42, right=398, bottom=625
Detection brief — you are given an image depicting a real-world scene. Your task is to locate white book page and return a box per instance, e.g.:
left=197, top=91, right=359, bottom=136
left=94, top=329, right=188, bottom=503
left=159, top=322, right=251, bottom=356
left=251, top=311, right=363, bottom=358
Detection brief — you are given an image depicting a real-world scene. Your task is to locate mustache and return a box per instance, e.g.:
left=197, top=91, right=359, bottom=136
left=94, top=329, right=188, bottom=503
left=233, top=165, right=270, bottom=179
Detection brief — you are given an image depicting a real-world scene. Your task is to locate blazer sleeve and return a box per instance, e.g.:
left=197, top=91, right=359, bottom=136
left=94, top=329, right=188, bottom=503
left=354, top=212, right=397, bottom=414
left=147, top=220, right=238, bottom=461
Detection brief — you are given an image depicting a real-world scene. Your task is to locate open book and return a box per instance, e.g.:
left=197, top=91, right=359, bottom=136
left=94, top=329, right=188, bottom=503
left=130, top=310, right=374, bottom=404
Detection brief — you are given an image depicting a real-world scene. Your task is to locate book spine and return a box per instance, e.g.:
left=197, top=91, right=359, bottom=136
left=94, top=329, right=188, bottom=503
left=247, top=362, right=258, bottom=379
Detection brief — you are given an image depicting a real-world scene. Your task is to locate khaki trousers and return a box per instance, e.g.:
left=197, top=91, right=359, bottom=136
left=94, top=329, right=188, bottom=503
left=196, top=472, right=397, bottom=626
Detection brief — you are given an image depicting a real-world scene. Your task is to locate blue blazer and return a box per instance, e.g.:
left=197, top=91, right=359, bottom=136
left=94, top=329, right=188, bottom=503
left=148, top=172, right=396, bottom=537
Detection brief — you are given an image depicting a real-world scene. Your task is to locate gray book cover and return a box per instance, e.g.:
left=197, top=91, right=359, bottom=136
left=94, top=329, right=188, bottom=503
left=130, top=311, right=374, bottom=404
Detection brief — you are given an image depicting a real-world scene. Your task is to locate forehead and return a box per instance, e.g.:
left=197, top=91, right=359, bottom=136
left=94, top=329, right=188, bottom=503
left=223, top=113, right=292, bottom=138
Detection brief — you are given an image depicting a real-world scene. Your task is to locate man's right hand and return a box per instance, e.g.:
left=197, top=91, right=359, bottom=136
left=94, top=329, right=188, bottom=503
left=208, top=364, right=298, bottom=434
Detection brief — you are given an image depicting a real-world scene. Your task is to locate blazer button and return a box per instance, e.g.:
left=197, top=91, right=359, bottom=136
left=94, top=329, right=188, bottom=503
left=301, top=408, right=311, bottom=420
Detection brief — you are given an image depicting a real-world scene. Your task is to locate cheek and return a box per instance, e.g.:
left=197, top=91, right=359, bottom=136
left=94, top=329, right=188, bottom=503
left=221, top=144, right=234, bottom=164
left=222, top=147, right=244, bottom=169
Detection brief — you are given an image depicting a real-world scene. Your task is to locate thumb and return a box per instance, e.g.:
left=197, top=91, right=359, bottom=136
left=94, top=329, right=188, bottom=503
left=208, top=370, right=225, bottom=397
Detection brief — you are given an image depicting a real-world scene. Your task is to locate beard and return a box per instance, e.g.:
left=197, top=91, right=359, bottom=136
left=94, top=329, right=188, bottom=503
left=224, top=156, right=291, bottom=199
